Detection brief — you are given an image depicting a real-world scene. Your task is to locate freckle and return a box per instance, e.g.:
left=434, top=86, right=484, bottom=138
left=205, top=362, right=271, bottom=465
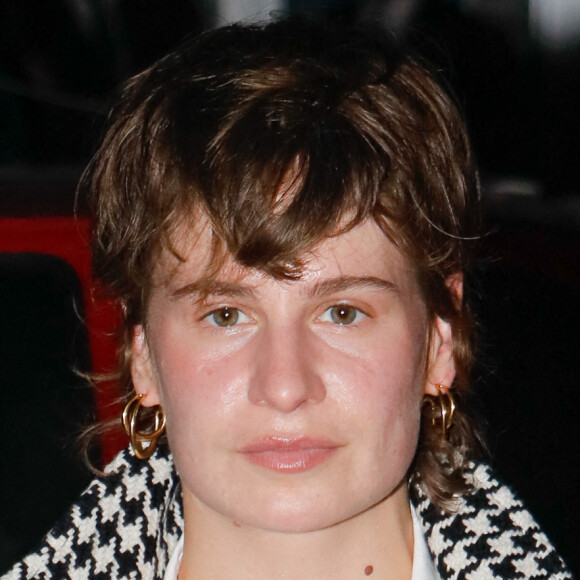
left=364, top=565, right=374, bottom=576
left=232, top=521, right=241, bottom=527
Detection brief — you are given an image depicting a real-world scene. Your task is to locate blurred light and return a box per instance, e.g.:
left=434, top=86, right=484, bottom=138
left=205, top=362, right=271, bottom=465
left=214, top=0, right=285, bottom=24
left=530, top=0, right=580, bottom=49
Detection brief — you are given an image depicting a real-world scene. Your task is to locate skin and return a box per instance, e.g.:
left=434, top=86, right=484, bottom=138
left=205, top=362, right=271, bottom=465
left=132, top=219, right=456, bottom=579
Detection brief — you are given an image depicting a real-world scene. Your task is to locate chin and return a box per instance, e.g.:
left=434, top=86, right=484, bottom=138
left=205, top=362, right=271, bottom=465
left=234, top=492, right=370, bottom=535
left=247, top=510, right=347, bottom=534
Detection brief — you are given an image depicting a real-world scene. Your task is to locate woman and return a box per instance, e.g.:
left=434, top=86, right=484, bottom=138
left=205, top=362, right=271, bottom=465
left=4, top=17, right=572, bottom=580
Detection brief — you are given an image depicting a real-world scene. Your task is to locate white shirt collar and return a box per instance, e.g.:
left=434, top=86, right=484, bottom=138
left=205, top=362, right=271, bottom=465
left=411, top=504, right=440, bottom=580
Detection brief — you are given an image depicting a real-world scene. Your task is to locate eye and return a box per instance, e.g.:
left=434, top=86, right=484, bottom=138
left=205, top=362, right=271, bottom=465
left=204, top=307, right=250, bottom=328
left=319, top=305, right=366, bottom=325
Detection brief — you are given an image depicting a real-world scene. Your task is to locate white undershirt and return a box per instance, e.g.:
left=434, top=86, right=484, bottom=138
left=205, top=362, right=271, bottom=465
left=164, top=534, right=184, bottom=580
left=164, top=505, right=438, bottom=580
left=411, top=505, right=440, bottom=580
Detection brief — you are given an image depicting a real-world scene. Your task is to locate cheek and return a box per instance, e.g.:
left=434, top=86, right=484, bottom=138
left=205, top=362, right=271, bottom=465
left=147, top=327, right=246, bottom=448
left=338, top=327, right=427, bottom=403
left=151, top=315, right=247, bottom=395
left=152, top=349, right=241, bottom=487
left=158, top=355, right=243, bottom=427
left=339, top=331, right=426, bottom=455
left=361, top=376, right=423, bottom=489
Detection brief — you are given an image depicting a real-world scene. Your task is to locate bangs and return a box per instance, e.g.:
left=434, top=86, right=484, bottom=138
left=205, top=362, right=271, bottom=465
left=160, top=64, right=393, bottom=279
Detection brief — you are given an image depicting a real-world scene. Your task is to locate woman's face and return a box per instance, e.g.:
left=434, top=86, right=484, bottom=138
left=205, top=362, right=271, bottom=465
left=132, top=220, right=455, bottom=533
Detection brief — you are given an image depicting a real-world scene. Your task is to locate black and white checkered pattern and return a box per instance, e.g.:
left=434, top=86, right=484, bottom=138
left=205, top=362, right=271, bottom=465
left=3, top=448, right=572, bottom=579
left=3, top=449, right=183, bottom=579
left=413, top=464, right=572, bottom=579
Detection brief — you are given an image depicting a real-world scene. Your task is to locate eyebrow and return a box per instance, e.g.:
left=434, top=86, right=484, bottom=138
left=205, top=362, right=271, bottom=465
left=307, top=275, right=397, bottom=298
left=171, top=275, right=396, bottom=301
left=171, top=279, right=258, bottom=301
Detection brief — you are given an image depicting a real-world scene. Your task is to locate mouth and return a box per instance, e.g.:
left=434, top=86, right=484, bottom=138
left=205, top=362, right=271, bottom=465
left=239, top=436, right=340, bottom=473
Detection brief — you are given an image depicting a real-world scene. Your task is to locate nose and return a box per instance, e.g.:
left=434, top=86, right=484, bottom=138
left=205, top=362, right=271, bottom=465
left=248, top=326, right=326, bottom=413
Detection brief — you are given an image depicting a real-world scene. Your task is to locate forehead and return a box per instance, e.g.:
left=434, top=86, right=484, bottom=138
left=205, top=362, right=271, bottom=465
left=155, top=219, right=419, bottom=297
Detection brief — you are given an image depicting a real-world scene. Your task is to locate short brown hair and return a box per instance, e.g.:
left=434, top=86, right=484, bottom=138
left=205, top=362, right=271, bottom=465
left=86, top=17, right=482, bottom=508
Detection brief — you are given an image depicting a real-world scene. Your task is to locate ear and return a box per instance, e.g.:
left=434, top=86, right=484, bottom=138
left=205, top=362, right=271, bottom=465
left=131, top=325, right=161, bottom=407
left=424, top=274, right=462, bottom=396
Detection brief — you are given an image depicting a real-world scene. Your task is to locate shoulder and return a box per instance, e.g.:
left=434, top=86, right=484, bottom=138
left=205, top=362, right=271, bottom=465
left=412, top=462, right=573, bottom=579
left=1, top=447, right=183, bottom=580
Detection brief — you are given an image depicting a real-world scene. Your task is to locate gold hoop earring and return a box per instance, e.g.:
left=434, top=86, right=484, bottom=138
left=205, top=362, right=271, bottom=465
left=122, top=393, right=166, bottom=459
left=423, top=384, right=456, bottom=438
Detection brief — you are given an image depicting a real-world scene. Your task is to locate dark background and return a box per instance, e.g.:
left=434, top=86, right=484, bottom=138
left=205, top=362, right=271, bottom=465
left=1, top=0, right=578, bottom=575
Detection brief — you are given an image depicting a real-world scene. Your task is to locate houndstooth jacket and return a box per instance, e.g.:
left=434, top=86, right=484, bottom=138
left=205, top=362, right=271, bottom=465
left=3, top=447, right=573, bottom=579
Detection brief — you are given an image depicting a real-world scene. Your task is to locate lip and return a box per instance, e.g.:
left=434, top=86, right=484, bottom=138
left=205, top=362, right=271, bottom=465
left=239, top=436, right=340, bottom=473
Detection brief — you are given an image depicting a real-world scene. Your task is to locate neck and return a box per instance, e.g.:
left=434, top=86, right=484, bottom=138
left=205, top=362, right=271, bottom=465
left=178, top=485, right=414, bottom=580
